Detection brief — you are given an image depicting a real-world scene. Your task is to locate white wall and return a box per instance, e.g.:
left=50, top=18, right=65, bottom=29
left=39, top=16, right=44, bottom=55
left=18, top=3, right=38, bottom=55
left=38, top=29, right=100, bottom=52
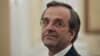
left=9, top=0, right=32, bottom=56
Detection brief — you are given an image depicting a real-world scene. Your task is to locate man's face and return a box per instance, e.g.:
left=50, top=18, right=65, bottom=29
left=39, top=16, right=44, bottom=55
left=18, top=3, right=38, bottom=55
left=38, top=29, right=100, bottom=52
left=41, top=6, right=73, bottom=48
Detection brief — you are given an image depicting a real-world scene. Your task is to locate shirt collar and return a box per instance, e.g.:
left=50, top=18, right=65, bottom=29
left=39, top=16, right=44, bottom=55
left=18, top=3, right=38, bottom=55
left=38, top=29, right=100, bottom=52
left=54, top=44, right=72, bottom=56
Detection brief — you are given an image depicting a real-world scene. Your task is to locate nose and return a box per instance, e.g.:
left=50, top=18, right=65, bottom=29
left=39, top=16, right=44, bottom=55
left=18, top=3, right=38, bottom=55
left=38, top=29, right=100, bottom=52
left=45, top=22, right=55, bottom=33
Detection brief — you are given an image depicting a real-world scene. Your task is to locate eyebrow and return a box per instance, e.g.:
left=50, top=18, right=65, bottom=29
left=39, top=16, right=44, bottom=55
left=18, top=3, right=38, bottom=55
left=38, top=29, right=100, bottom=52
left=42, top=17, right=65, bottom=22
left=41, top=17, right=48, bottom=20
left=54, top=18, right=64, bottom=22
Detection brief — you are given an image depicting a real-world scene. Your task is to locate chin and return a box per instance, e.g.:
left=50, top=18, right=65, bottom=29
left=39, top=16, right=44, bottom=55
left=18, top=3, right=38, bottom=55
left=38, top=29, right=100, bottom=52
left=43, top=40, right=56, bottom=47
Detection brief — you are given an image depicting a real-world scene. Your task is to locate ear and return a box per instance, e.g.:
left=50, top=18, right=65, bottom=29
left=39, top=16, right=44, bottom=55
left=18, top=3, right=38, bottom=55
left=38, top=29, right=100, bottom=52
left=68, top=31, right=76, bottom=42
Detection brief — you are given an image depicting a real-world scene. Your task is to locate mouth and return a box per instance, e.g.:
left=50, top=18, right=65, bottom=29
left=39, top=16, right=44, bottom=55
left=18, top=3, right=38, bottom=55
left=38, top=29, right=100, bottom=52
left=42, top=31, right=58, bottom=40
left=43, top=34, right=57, bottom=40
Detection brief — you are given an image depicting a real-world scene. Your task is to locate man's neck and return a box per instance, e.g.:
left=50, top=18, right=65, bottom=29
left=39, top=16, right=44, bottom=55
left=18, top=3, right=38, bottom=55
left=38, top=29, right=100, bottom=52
left=48, top=47, right=59, bottom=56
left=48, top=43, right=71, bottom=56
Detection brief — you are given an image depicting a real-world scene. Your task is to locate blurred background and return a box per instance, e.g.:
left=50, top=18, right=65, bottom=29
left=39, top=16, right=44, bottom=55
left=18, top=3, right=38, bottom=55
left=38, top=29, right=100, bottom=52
left=0, top=0, right=100, bottom=56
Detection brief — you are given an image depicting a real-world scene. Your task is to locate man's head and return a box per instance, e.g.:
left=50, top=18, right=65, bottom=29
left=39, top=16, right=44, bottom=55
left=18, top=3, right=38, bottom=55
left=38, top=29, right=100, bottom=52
left=40, top=1, right=80, bottom=48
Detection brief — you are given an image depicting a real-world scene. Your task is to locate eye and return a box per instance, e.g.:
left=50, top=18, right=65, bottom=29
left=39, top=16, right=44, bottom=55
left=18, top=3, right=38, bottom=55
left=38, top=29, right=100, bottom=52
left=54, top=19, right=64, bottom=27
left=56, top=21, right=63, bottom=26
left=40, top=18, right=49, bottom=26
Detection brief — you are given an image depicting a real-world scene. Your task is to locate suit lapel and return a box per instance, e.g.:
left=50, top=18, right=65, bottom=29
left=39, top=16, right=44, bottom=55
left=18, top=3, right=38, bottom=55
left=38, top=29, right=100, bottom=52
left=65, top=45, right=80, bottom=56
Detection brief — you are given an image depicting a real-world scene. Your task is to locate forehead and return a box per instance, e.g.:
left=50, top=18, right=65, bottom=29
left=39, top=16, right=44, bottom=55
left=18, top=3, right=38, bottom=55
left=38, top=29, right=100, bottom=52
left=43, top=6, right=71, bottom=21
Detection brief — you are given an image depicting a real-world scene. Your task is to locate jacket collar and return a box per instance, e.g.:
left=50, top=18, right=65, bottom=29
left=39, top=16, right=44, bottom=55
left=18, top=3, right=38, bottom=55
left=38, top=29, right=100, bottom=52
left=65, top=44, right=80, bottom=56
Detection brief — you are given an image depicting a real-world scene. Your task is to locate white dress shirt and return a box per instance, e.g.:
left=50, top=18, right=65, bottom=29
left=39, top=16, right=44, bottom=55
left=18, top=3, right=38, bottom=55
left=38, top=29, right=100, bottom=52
left=54, top=44, right=72, bottom=56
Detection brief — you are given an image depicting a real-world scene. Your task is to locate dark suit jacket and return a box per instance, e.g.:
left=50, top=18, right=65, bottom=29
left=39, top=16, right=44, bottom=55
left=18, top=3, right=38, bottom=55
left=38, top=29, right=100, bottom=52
left=65, top=45, right=80, bottom=56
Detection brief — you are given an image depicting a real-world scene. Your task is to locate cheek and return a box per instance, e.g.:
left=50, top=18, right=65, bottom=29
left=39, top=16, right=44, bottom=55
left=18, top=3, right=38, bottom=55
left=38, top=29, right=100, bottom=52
left=41, top=27, right=45, bottom=34
left=41, top=28, right=45, bottom=40
left=60, top=29, right=68, bottom=35
left=58, top=29, right=69, bottom=39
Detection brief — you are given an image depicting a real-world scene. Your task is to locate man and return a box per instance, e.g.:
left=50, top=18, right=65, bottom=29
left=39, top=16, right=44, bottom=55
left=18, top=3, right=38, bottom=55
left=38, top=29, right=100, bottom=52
left=40, top=1, right=81, bottom=56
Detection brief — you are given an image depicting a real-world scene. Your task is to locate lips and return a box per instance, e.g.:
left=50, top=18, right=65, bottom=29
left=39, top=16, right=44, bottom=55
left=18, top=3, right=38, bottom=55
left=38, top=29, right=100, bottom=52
left=44, top=34, right=57, bottom=38
left=43, top=32, right=58, bottom=38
